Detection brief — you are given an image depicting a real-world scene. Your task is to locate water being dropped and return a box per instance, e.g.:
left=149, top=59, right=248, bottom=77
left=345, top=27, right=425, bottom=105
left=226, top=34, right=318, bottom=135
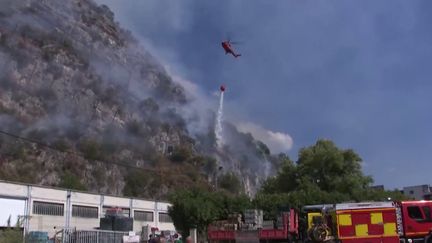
left=215, top=91, right=224, bottom=148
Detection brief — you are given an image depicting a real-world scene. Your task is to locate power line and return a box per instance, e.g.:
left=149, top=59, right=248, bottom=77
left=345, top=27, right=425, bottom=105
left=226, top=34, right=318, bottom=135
left=0, top=128, right=160, bottom=172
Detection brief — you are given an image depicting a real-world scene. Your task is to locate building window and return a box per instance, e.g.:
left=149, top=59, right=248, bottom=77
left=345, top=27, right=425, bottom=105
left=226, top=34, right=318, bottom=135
left=409, top=190, right=414, bottom=195
left=159, top=212, right=172, bottom=223
left=33, top=201, right=64, bottom=216
left=72, top=205, right=98, bottom=218
left=134, top=211, right=154, bottom=222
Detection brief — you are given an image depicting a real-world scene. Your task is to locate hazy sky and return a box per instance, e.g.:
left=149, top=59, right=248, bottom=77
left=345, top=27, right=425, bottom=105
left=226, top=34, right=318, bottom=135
left=0, top=199, right=24, bottom=226
left=95, top=0, right=432, bottom=189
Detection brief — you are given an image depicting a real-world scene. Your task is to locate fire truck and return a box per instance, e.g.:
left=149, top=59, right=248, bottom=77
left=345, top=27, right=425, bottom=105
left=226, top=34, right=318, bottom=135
left=207, top=209, right=299, bottom=243
left=304, top=200, right=432, bottom=243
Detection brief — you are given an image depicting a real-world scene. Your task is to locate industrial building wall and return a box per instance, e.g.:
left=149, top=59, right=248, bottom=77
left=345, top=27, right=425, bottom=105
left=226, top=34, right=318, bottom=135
left=0, top=182, right=27, bottom=198
left=70, top=217, right=100, bottom=231
left=156, top=202, right=175, bottom=231
left=28, top=215, right=64, bottom=236
left=69, top=191, right=101, bottom=230
left=0, top=180, right=175, bottom=238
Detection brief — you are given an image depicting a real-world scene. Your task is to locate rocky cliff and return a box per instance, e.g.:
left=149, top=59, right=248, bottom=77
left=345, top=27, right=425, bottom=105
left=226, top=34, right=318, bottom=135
left=0, top=0, right=284, bottom=199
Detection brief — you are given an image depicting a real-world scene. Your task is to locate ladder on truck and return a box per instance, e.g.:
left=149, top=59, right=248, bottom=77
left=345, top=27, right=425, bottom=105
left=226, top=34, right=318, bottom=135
left=395, top=204, right=404, bottom=236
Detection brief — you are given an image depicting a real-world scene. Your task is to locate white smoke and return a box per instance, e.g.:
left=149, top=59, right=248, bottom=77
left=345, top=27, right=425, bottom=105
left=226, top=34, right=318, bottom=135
left=237, top=122, right=293, bottom=154
left=170, top=75, right=216, bottom=136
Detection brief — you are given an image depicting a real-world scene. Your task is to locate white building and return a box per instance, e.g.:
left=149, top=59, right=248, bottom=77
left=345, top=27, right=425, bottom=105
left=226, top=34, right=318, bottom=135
left=0, top=180, right=175, bottom=238
left=402, top=184, right=431, bottom=200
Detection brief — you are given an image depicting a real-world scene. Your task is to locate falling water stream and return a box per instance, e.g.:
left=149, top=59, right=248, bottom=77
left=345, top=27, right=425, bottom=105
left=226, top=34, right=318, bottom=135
left=215, top=91, right=224, bottom=148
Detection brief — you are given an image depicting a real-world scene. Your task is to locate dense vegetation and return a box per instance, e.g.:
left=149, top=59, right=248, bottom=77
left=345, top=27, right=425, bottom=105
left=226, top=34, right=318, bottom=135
left=0, top=217, right=23, bottom=243
left=168, top=139, right=405, bottom=237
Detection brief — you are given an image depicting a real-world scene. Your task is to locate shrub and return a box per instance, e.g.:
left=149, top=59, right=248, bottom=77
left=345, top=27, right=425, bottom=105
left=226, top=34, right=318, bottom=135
left=5, top=143, right=26, bottom=160
left=218, top=173, right=242, bottom=194
left=59, top=171, right=87, bottom=191
left=123, top=170, right=150, bottom=197
left=0, top=228, right=23, bottom=243
left=202, top=157, right=217, bottom=174
left=169, top=146, right=192, bottom=163
left=51, top=139, right=71, bottom=152
left=78, top=139, right=104, bottom=161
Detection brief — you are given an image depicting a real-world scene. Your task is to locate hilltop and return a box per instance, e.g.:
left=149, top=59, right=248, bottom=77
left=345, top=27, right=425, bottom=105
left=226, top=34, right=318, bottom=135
left=0, top=0, right=285, bottom=199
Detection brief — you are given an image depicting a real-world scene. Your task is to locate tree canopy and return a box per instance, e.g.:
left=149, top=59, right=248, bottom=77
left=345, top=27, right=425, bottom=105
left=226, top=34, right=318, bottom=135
left=168, top=188, right=251, bottom=237
left=168, top=139, right=406, bottom=238
left=259, top=139, right=405, bottom=207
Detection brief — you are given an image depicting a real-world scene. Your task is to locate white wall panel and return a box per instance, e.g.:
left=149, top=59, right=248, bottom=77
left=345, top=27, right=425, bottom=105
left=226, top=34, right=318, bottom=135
left=103, top=196, right=130, bottom=208
left=70, top=217, right=99, bottom=230
left=31, top=187, right=66, bottom=203
left=28, top=215, right=65, bottom=238
left=132, top=199, right=154, bottom=210
left=70, top=192, right=100, bottom=206
left=0, top=182, right=27, bottom=198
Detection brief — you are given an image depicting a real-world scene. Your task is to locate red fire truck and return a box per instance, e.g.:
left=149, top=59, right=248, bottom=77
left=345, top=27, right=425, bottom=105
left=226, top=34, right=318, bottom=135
left=208, top=200, right=432, bottom=243
left=305, top=200, right=432, bottom=243
left=207, top=209, right=299, bottom=243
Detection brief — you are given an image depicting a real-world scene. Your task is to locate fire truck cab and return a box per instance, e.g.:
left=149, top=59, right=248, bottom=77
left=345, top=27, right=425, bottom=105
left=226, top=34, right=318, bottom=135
left=303, top=201, right=432, bottom=243
left=398, top=200, right=432, bottom=243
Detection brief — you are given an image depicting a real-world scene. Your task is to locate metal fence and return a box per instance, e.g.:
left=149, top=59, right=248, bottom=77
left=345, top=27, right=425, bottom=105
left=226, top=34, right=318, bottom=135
left=60, top=228, right=130, bottom=243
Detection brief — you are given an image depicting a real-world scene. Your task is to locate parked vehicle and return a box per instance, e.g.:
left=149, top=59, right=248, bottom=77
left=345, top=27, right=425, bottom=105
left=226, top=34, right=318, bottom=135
left=207, top=208, right=299, bottom=243
left=208, top=200, right=432, bottom=243
left=303, top=200, right=432, bottom=243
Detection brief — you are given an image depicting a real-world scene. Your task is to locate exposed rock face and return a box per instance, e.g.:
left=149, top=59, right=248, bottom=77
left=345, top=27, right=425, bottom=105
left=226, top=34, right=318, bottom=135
left=0, top=0, right=281, bottom=198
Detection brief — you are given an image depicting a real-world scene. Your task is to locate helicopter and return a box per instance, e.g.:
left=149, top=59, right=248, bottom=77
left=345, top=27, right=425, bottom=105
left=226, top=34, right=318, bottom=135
left=221, top=40, right=241, bottom=58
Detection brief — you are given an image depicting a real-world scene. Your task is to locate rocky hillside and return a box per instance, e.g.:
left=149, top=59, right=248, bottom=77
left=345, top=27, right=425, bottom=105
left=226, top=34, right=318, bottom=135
left=0, top=0, right=284, bottom=199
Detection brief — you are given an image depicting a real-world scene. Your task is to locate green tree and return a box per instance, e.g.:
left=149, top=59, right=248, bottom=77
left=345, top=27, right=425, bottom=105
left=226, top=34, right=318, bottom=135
left=168, top=188, right=222, bottom=237
left=258, top=139, right=405, bottom=214
left=296, top=140, right=371, bottom=195
left=218, top=172, right=242, bottom=194
left=59, top=171, right=87, bottom=191
left=253, top=193, right=292, bottom=219
left=219, top=194, right=252, bottom=218
left=168, top=188, right=252, bottom=238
